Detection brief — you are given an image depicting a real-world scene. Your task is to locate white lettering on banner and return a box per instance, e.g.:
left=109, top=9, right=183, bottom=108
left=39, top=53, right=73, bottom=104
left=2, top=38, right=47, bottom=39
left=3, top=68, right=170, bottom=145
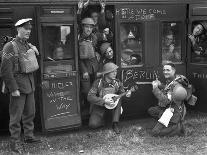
left=50, top=10, right=64, bottom=14
left=116, top=8, right=167, bottom=20
left=193, top=72, right=207, bottom=79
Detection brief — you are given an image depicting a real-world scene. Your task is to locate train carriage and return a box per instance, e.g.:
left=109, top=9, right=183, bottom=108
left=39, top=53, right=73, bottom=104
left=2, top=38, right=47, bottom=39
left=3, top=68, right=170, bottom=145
left=0, top=0, right=207, bottom=132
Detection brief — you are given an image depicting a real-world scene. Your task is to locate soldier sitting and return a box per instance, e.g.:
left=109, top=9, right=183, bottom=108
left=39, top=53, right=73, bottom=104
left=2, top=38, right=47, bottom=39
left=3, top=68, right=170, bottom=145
left=148, top=62, right=196, bottom=137
left=87, top=62, right=131, bottom=134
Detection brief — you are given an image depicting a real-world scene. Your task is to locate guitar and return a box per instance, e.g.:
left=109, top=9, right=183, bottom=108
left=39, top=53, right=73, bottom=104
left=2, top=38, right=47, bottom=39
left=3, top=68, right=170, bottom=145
left=103, top=85, right=138, bottom=109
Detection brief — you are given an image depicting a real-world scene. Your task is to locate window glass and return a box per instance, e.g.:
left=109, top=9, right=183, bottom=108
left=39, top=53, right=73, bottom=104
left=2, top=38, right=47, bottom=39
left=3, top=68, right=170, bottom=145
left=42, top=25, right=74, bottom=61
left=162, top=22, right=181, bottom=63
left=120, top=23, right=143, bottom=67
left=189, top=21, right=207, bottom=63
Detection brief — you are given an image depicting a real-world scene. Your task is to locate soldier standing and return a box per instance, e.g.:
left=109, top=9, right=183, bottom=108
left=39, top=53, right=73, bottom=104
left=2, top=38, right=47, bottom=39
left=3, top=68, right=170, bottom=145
left=1, top=18, right=40, bottom=153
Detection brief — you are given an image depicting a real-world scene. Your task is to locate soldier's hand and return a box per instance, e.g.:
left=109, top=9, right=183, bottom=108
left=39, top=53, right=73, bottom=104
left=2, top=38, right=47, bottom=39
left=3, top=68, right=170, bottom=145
left=83, top=72, right=89, bottom=80
left=84, top=0, right=90, bottom=8
left=12, top=90, right=20, bottom=97
left=78, top=0, right=84, bottom=9
left=104, top=99, right=114, bottom=107
left=100, top=0, right=106, bottom=10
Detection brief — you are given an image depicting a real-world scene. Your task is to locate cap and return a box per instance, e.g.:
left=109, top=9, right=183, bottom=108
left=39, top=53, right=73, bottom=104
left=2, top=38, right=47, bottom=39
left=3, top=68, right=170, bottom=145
left=15, top=18, right=32, bottom=27
left=101, top=62, right=119, bottom=75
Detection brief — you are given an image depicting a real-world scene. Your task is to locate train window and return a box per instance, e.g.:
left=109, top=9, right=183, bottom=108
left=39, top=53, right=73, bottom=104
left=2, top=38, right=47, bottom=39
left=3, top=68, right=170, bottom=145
left=189, top=21, right=207, bottom=63
left=0, top=27, right=12, bottom=52
left=42, top=25, right=74, bottom=61
left=120, top=23, right=143, bottom=67
left=161, top=22, right=182, bottom=63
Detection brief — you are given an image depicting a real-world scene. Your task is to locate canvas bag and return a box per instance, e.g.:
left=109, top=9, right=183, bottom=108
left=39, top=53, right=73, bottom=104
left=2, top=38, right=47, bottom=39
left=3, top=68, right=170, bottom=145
left=12, top=41, right=39, bottom=73
left=79, top=39, right=95, bottom=59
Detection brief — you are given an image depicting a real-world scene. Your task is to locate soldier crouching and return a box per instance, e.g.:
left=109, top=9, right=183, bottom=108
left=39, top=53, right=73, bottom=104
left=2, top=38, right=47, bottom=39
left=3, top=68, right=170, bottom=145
left=148, top=62, right=196, bottom=137
left=87, top=62, right=131, bottom=134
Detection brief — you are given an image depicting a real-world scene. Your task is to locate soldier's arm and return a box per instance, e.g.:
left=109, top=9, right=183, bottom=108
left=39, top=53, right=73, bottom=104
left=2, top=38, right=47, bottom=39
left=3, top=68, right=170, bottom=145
left=152, top=87, right=171, bottom=107
left=1, top=42, right=19, bottom=92
left=87, top=79, right=105, bottom=106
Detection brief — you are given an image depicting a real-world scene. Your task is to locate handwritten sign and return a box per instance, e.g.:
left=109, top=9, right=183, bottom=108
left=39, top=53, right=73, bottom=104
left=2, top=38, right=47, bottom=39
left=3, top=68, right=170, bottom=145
left=192, top=72, right=207, bottom=79
left=41, top=77, right=80, bottom=130
left=116, top=5, right=186, bottom=21
left=121, top=69, right=160, bottom=89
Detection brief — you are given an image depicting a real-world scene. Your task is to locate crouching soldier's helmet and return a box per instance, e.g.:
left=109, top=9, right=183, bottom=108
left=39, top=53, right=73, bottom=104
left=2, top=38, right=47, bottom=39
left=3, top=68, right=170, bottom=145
left=81, top=18, right=95, bottom=25
left=101, top=62, right=119, bottom=75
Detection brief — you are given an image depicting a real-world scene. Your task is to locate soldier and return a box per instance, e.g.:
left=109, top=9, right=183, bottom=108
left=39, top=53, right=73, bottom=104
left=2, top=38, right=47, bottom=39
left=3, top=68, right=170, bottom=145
left=148, top=62, right=193, bottom=137
left=79, top=17, right=99, bottom=107
left=87, top=62, right=130, bottom=134
left=0, top=18, right=41, bottom=153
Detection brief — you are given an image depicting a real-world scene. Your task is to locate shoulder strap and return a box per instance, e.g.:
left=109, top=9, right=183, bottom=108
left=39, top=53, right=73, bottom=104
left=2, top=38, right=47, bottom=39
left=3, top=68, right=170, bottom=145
left=11, top=41, right=19, bottom=56
left=11, top=41, right=19, bottom=72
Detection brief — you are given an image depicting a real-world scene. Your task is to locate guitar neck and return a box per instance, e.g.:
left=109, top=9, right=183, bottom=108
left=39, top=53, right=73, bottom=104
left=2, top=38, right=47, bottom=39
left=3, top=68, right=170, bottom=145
left=117, top=91, right=129, bottom=99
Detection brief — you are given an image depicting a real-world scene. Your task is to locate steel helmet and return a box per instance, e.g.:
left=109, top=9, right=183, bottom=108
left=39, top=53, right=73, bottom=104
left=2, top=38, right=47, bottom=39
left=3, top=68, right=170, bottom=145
left=172, top=84, right=187, bottom=103
left=101, top=62, right=119, bottom=75
left=81, top=18, right=95, bottom=25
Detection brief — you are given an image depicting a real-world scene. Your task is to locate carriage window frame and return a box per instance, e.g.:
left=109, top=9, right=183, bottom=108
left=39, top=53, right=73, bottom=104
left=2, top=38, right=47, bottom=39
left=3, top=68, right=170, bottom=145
left=119, top=21, right=145, bottom=68
left=160, top=21, right=184, bottom=64
left=41, top=23, right=75, bottom=62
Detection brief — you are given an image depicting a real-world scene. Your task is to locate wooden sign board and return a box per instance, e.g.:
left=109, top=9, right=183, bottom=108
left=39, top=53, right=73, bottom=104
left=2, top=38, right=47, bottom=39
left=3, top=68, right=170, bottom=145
left=41, top=76, right=81, bottom=131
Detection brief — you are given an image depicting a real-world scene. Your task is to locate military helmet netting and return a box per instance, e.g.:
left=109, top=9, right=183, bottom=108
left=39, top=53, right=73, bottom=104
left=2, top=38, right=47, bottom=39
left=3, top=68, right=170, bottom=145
left=102, top=62, right=119, bottom=75
left=100, top=42, right=111, bottom=55
left=172, top=84, right=187, bottom=103
left=82, top=18, right=95, bottom=25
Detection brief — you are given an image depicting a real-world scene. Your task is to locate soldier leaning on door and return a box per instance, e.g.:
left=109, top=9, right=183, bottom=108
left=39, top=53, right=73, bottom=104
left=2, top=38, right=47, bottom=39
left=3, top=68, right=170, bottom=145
left=0, top=18, right=41, bottom=154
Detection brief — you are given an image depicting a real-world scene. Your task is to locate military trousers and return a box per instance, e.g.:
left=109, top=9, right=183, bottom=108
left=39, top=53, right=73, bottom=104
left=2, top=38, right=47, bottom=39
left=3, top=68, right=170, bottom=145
left=89, top=101, right=122, bottom=129
left=9, top=92, right=35, bottom=142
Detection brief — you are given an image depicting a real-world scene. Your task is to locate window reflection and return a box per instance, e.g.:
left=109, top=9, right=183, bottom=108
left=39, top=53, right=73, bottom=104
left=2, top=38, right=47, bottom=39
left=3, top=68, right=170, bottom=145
left=120, top=23, right=143, bottom=67
left=43, top=25, right=74, bottom=61
left=189, top=21, right=207, bottom=63
left=162, top=22, right=181, bottom=63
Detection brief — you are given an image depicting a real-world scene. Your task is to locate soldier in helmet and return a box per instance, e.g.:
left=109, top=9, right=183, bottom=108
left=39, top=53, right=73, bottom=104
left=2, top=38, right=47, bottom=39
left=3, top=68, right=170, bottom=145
left=87, top=62, right=130, bottom=134
left=79, top=17, right=100, bottom=108
left=148, top=62, right=195, bottom=137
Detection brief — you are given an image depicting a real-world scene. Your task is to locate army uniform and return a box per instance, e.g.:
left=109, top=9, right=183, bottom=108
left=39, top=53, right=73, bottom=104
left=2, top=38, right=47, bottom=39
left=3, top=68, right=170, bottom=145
left=148, top=75, right=189, bottom=136
left=87, top=78, right=125, bottom=128
left=79, top=32, right=99, bottom=102
left=1, top=36, right=36, bottom=142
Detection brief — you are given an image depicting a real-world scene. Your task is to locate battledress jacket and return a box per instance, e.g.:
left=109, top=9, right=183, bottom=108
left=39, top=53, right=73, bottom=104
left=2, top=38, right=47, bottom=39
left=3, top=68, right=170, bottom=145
left=1, top=37, right=35, bottom=94
left=152, top=75, right=188, bottom=124
left=87, top=78, right=125, bottom=113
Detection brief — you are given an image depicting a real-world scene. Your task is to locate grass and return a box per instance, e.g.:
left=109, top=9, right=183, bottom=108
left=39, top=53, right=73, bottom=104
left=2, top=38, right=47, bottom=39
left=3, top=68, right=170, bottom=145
left=1, top=111, right=207, bottom=155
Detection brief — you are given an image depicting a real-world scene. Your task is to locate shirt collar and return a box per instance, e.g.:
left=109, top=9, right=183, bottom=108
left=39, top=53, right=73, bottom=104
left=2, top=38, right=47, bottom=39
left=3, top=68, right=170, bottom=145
left=16, top=36, right=28, bottom=44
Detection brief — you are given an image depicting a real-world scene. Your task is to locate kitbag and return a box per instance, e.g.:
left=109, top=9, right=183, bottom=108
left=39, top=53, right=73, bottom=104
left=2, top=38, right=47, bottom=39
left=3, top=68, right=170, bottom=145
left=12, top=41, right=39, bottom=73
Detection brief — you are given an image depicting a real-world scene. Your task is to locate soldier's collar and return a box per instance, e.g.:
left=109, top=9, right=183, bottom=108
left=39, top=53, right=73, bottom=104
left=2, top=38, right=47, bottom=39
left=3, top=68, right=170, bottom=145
left=16, top=36, right=28, bottom=44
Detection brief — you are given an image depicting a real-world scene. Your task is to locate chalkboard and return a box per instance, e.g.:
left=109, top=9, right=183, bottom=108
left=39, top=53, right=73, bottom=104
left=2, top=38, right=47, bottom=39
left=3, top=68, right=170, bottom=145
left=42, top=76, right=81, bottom=131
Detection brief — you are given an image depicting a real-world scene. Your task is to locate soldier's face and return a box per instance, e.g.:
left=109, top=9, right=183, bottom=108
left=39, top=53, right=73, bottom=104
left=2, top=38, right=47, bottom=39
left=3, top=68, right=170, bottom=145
left=17, top=24, right=32, bottom=40
left=83, top=24, right=93, bottom=36
left=105, top=47, right=113, bottom=59
left=193, top=24, right=203, bottom=36
left=91, top=12, right=99, bottom=24
left=107, top=70, right=117, bottom=80
left=163, top=65, right=175, bottom=79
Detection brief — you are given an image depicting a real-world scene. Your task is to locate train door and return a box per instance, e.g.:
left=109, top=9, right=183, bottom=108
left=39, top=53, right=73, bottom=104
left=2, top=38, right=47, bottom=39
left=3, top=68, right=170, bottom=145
left=37, top=6, right=81, bottom=132
left=187, top=5, right=207, bottom=112
left=115, top=4, right=187, bottom=117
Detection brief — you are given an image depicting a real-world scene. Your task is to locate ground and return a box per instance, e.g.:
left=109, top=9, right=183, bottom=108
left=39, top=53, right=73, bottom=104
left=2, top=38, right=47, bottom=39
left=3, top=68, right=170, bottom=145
left=1, top=111, right=207, bottom=155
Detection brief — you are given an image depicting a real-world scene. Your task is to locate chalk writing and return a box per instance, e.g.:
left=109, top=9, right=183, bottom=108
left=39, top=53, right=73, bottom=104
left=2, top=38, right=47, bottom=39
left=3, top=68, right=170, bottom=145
left=193, top=72, right=207, bottom=79
left=43, top=78, right=76, bottom=120
left=116, top=8, right=167, bottom=21
left=122, top=69, right=159, bottom=89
